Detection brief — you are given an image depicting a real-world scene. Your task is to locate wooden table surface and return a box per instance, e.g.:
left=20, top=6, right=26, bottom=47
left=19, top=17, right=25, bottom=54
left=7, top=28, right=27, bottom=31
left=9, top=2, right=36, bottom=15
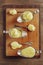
left=0, top=0, right=43, bottom=65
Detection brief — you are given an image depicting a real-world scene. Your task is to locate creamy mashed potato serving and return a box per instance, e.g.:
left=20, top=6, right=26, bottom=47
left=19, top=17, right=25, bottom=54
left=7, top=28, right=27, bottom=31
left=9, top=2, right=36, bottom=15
left=22, top=11, right=33, bottom=22
left=9, top=28, right=22, bottom=38
left=28, top=24, right=36, bottom=31
left=21, top=47, right=35, bottom=58
left=17, top=11, right=33, bottom=23
left=11, top=41, right=22, bottom=49
left=8, top=28, right=27, bottom=38
left=9, top=9, right=17, bottom=15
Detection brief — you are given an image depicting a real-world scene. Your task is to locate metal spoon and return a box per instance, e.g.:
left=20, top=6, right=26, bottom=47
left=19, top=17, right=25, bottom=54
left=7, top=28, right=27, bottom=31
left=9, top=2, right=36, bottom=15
left=17, top=9, right=39, bottom=23
left=17, top=49, right=42, bottom=58
left=24, top=42, right=33, bottom=45
left=3, top=28, right=27, bottom=38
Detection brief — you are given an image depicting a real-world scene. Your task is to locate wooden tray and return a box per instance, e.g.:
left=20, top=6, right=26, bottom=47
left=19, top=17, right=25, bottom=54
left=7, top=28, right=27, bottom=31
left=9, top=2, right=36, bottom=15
left=3, top=5, right=40, bottom=58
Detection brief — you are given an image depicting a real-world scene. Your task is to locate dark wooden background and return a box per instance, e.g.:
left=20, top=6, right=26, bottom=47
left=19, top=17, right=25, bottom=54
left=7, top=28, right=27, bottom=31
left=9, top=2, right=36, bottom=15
left=0, top=0, right=43, bottom=65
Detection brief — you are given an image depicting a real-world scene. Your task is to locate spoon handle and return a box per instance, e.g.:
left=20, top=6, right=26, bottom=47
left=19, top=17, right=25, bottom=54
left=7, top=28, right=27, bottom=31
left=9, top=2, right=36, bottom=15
left=3, top=30, right=9, bottom=34
left=33, top=9, right=39, bottom=14
left=24, top=42, right=33, bottom=45
left=15, top=25, right=27, bottom=29
left=36, top=50, right=42, bottom=54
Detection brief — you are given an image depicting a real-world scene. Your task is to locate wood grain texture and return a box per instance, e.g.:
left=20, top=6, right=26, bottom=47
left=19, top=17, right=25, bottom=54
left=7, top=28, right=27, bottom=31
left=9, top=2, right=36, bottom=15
left=0, top=0, right=43, bottom=65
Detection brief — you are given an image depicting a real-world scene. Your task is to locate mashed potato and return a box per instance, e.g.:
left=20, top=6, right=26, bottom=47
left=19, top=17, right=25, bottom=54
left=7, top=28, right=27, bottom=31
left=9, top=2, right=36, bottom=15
left=28, top=24, right=36, bottom=31
left=11, top=41, right=22, bottom=49
left=21, top=47, right=35, bottom=58
left=22, top=11, right=33, bottom=21
left=9, top=9, right=17, bottom=15
left=9, top=28, right=22, bottom=38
